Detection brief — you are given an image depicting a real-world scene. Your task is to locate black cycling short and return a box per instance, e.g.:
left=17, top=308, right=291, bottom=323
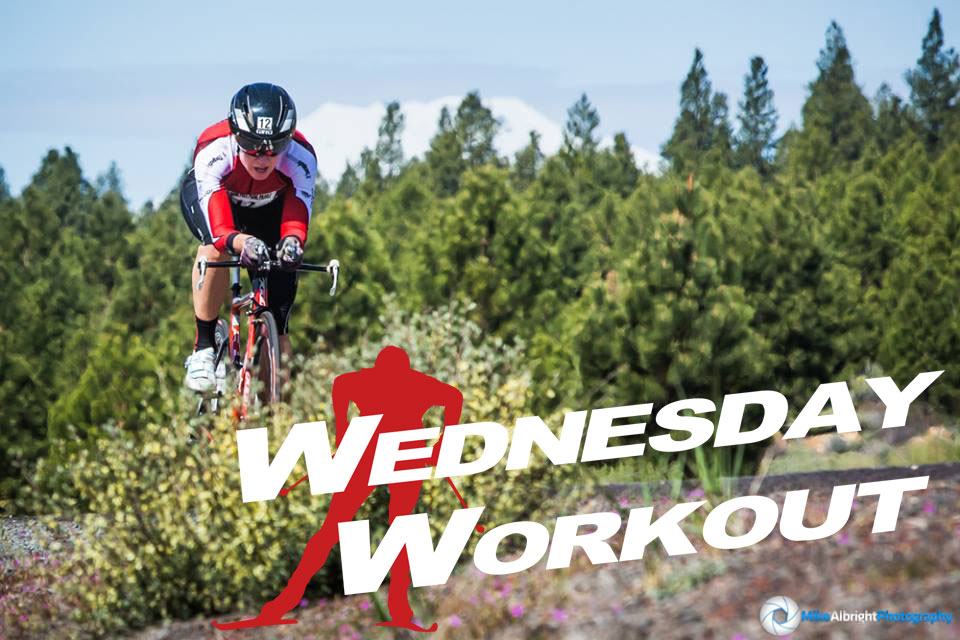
left=180, top=169, right=299, bottom=334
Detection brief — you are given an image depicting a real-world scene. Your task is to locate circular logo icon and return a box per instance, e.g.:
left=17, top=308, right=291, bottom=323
left=759, top=595, right=801, bottom=636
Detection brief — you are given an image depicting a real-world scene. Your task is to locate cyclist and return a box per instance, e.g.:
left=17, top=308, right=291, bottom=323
left=180, top=82, right=318, bottom=392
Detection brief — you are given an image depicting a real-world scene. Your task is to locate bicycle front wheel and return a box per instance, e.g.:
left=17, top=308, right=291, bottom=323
left=252, top=310, right=282, bottom=406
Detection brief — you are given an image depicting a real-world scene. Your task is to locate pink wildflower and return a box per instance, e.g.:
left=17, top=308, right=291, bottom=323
left=359, top=599, right=371, bottom=611
left=509, top=603, right=525, bottom=618
left=552, top=608, right=568, bottom=622
left=299, top=598, right=309, bottom=608
left=923, top=500, right=936, bottom=514
left=687, top=488, right=705, bottom=499
left=448, top=614, right=462, bottom=628
left=837, top=532, right=850, bottom=545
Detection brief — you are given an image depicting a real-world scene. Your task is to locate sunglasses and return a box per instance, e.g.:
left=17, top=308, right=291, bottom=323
left=236, top=133, right=292, bottom=157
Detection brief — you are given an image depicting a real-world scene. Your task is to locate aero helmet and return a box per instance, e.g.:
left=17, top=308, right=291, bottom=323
left=228, top=83, right=296, bottom=155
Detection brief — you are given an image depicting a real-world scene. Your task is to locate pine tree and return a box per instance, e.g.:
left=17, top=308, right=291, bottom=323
left=789, top=22, right=873, bottom=175
left=426, top=106, right=466, bottom=195
left=426, top=92, right=503, bottom=196
left=335, top=161, right=359, bottom=198
left=439, top=105, right=453, bottom=132
left=662, top=49, right=732, bottom=174
left=455, top=91, right=500, bottom=168
left=563, top=93, right=600, bottom=158
left=874, top=83, right=913, bottom=152
left=375, top=101, right=405, bottom=178
left=735, top=56, right=778, bottom=174
left=877, top=145, right=960, bottom=411
left=0, top=148, right=107, bottom=501
left=512, top=130, right=544, bottom=189
left=312, top=176, right=332, bottom=214
left=905, top=8, right=960, bottom=153
left=359, top=146, right=383, bottom=193
left=95, top=162, right=124, bottom=196
left=601, top=132, right=639, bottom=197
left=709, top=92, right=735, bottom=167
left=0, top=166, right=9, bottom=201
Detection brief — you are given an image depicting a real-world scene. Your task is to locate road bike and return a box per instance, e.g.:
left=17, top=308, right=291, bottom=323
left=193, top=253, right=340, bottom=420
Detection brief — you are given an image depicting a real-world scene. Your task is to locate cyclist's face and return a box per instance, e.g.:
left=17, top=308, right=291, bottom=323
left=238, top=151, right=280, bottom=181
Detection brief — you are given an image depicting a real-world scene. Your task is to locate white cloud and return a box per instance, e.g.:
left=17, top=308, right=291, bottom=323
left=298, top=97, right=662, bottom=183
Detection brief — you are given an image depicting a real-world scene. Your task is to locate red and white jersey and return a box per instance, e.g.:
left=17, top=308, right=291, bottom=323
left=192, top=120, right=318, bottom=252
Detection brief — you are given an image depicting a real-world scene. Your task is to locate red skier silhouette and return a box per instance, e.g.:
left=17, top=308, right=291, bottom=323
left=214, top=346, right=463, bottom=633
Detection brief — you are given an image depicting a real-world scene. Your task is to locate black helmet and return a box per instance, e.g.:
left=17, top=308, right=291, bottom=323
left=228, top=83, right=297, bottom=155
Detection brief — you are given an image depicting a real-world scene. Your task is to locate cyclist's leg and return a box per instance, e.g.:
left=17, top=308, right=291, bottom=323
left=181, top=171, right=232, bottom=391
left=192, top=244, right=229, bottom=320
left=180, top=170, right=229, bottom=347
left=267, top=269, right=298, bottom=362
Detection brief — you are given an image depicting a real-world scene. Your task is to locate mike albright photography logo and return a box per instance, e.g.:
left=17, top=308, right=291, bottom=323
left=759, top=596, right=801, bottom=636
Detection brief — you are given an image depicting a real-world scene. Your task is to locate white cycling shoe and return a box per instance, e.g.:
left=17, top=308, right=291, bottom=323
left=185, top=347, right=219, bottom=393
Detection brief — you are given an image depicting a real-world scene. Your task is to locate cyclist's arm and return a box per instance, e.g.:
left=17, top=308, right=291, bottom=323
left=278, top=140, right=317, bottom=246
left=279, top=192, right=308, bottom=246
left=194, top=136, right=243, bottom=253
left=208, top=190, right=249, bottom=254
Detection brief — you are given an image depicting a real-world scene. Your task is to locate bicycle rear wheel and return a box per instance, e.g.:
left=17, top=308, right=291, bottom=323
left=252, top=310, right=282, bottom=407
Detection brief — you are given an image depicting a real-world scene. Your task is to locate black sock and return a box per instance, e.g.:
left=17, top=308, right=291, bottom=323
left=195, top=317, right=218, bottom=351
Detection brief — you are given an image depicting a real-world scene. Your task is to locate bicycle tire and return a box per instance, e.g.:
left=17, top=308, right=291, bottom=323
left=252, top=310, right=282, bottom=407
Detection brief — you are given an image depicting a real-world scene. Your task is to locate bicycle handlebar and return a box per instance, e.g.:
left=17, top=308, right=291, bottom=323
left=197, top=258, right=341, bottom=296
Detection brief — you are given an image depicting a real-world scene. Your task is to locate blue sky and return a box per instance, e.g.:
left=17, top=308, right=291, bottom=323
left=0, top=1, right=954, bottom=206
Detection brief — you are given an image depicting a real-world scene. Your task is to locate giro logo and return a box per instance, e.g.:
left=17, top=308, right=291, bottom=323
left=760, top=596, right=801, bottom=636
left=256, top=116, right=273, bottom=134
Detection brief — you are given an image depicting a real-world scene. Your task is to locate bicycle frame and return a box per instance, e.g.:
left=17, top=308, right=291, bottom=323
left=228, top=265, right=269, bottom=417
left=196, top=257, right=340, bottom=419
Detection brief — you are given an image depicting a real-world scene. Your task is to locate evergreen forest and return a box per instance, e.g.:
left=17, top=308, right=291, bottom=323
left=3, top=13, right=960, bottom=512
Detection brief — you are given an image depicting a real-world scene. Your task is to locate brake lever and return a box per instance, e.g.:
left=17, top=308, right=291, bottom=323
left=327, top=259, right=340, bottom=296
